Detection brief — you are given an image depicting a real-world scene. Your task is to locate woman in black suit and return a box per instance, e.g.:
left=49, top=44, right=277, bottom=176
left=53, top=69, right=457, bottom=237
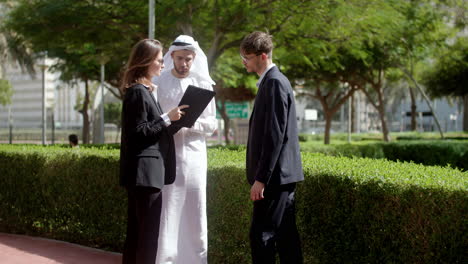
left=119, top=39, right=188, bottom=264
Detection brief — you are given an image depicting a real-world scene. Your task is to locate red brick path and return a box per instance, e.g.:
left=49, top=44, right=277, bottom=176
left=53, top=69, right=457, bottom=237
left=0, top=233, right=121, bottom=263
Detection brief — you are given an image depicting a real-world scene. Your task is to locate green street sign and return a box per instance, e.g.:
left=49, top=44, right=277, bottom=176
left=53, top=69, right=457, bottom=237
left=216, top=101, right=249, bottom=119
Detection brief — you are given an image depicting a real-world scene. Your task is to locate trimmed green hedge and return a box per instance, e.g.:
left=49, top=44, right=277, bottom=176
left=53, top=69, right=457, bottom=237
left=0, top=145, right=466, bottom=263
left=298, top=153, right=467, bottom=263
left=298, top=132, right=468, bottom=142
left=0, top=145, right=124, bottom=250
left=300, top=140, right=468, bottom=171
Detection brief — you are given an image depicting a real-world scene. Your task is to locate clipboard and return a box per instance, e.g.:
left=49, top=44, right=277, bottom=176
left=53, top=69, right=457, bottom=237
left=172, top=85, right=216, bottom=128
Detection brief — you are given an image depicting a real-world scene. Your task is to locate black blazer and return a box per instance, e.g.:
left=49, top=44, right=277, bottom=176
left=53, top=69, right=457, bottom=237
left=119, top=84, right=176, bottom=189
left=246, top=66, right=304, bottom=186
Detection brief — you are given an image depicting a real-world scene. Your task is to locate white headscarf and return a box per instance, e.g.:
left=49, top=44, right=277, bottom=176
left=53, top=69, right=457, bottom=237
left=161, top=35, right=215, bottom=85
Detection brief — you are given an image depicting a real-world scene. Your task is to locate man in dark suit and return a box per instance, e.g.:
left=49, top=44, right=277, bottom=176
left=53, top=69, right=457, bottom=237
left=240, top=31, right=304, bottom=263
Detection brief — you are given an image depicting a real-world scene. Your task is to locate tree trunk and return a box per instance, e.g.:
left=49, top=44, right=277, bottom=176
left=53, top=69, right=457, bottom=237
left=324, top=113, right=332, bottom=145
left=207, top=33, right=223, bottom=69
left=223, top=115, right=231, bottom=145
left=463, top=94, right=468, bottom=132
left=310, top=85, right=356, bottom=145
left=82, top=79, right=90, bottom=144
left=357, top=68, right=392, bottom=142
left=368, top=82, right=391, bottom=142
left=351, top=94, right=356, bottom=133
left=115, top=125, right=121, bottom=143
left=215, top=99, right=231, bottom=144
left=402, top=68, right=444, bottom=139
left=409, top=86, right=417, bottom=131
left=377, top=104, right=391, bottom=142
left=179, top=23, right=193, bottom=36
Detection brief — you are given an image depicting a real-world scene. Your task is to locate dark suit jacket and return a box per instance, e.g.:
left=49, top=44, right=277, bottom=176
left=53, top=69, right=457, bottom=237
left=246, top=66, right=304, bottom=186
left=119, top=84, right=176, bottom=189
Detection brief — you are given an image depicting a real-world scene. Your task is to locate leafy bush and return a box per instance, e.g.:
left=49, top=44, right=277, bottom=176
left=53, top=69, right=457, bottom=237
left=208, top=144, right=246, bottom=151
left=0, top=145, right=466, bottom=263
left=0, top=145, right=125, bottom=250
left=381, top=141, right=468, bottom=169
left=298, top=132, right=386, bottom=142
left=206, top=148, right=251, bottom=263
left=298, top=153, right=467, bottom=264
left=300, top=140, right=468, bottom=171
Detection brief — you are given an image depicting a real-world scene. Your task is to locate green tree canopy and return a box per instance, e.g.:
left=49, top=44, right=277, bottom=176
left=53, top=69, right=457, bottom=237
left=1, top=1, right=36, bottom=80
left=277, top=0, right=405, bottom=143
left=423, top=36, right=468, bottom=131
left=5, top=0, right=148, bottom=97
left=278, top=0, right=453, bottom=142
left=424, top=37, right=468, bottom=98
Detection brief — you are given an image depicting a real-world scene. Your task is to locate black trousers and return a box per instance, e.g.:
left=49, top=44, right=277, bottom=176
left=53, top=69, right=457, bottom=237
left=122, top=186, right=162, bottom=264
left=250, top=183, right=303, bottom=264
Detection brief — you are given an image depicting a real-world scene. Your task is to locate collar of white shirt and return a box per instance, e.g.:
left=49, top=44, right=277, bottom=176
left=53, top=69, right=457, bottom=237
left=256, top=63, right=276, bottom=88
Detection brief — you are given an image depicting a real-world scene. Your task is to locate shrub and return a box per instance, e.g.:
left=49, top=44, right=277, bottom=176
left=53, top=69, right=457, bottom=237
left=208, top=144, right=246, bottom=151
left=0, top=145, right=466, bottom=263
left=0, top=145, right=125, bottom=250
left=381, top=141, right=468, bottom=170
left=298, top=153, right=467, bottom=264
left=300, top=140, right=468, bottom=171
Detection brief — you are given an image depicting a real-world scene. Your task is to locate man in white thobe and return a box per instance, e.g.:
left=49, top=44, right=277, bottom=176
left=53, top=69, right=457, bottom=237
left=153, top=35, right=217, bottom=264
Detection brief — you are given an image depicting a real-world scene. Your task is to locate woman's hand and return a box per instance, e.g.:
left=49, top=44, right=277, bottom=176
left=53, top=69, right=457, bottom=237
left=168, top=105, right=189, bottom=121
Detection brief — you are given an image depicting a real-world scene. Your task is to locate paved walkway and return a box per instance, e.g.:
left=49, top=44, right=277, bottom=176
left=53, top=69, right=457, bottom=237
left=0, top=233, right=121, bottom=263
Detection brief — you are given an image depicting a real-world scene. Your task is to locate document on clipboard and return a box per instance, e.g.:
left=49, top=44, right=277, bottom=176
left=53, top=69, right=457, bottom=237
left=172, top=85, right=216, bottom=128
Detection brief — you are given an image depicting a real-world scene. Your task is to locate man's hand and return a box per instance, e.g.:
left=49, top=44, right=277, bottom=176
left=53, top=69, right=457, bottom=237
left=250, top=180, right=265, bottom=201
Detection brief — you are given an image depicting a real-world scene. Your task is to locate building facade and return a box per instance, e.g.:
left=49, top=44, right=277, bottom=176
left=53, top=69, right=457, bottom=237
left=0, top=60, right=83, bottom=130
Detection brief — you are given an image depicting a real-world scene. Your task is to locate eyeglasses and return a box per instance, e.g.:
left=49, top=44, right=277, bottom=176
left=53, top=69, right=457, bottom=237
left=240, top=53, right=261, bottom=63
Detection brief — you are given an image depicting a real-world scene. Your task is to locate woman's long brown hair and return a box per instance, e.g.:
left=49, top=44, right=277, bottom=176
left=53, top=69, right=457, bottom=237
left=120, top=39, right=163, bottom=94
